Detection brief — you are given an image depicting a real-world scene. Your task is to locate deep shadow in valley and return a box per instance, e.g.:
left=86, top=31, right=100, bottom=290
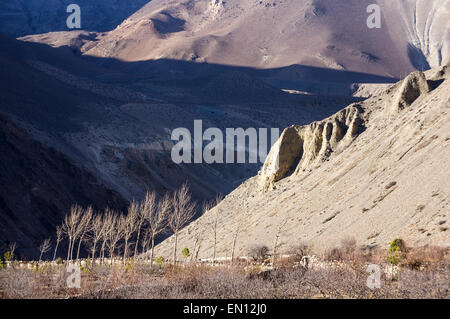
left=0, top=34, right=399, bottom=257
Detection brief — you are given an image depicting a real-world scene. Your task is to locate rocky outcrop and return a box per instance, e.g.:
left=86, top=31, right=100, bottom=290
left=259, top=126, right=304, bottom=189
left=260, top=103, right=365, bottom=190
left=260, top=66, right=449, bottom=191
left=391, top=71, right=430, bottom=113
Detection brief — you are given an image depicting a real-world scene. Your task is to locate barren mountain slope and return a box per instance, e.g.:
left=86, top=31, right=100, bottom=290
left=85, top=0, right=450, bottom=78
left=0, top=114, right=127, bottom=258
left=154, top=64, right=450, bottom=260
left=0, top=0, right=148, bottom=37
left=1, top=34, right=353, bottom=206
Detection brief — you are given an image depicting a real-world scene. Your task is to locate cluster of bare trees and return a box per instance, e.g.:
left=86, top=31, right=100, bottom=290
left=47, top=183, right=198, bottom=266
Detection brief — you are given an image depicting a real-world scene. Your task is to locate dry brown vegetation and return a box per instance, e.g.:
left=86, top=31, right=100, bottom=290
left=0, top=259, right=448, bottom=299
left=1, top=239, right=448, bottom=299
left=0, top=172, right=447, bottom=300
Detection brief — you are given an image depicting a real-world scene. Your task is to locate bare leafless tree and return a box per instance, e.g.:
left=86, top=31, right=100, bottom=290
left=169, top=183, right=196, bottom=264
left=62, top=205, right=83, bottom=262
left=38, top=238, right=51, bottom=264
left=106, top=211, right=123, bottom=264
left=8, top=242, right=17, bottom=260
left=100, top=209, right=115, bottom=264
left=123, top=201, right=139, bottom=262
left=134, top=193, right=150, bottom=257
left=230, top=204, right=246, bottom=266
left=141, top=228, right=151, bottom=257
left=202, top=200, right=213, bottom=217
left=231, top=222, right=241, bottom=266
left=211, top=193, right=223, bottom=263
left=191, top=233, right=204, bottom=262
left=76, top=206, right=93, bottom=261
left=212, top=213, right=219, bottom=263
left=272, top=217, right=288, bottom=267
left=145, top=192, right=170, bottom=267
left=88, top=214, right=105, bottom=265
left=53, top=226, right=63, bottom=261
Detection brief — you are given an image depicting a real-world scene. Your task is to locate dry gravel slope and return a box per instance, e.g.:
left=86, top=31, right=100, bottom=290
left=155, top=64, right=450, bottom=260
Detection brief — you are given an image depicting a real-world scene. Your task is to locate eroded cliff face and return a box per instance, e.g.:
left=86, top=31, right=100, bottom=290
left=389, top=0, right=450, bottom=70
left=260, top=103, right=366, bottom=191
left=259, top=66, right=447, bottom=191
left=391, top=71, right=430, bottom=113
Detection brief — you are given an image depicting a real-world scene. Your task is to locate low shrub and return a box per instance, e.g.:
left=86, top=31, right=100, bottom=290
left=288, top=243, right=311, bottom=261
left=401, top=245, right=448, bottom=270
left=3, top=251, right=12, bottom=262
left=325, top=247, right=343, bottom=261
left=388, top=238, right=407, bottom=265
left=248, top=245, right=270, bottom=262
left=155, top=256, right=164, bottom=268
left=182, top=248, right=190, bottom=259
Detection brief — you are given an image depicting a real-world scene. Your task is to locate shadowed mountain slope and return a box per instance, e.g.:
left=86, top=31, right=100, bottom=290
left=0, top=114, right=127, bottom=258
left=1, top=34, right=363, bottom=212
left=0, top=0, right=149, bottom=37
